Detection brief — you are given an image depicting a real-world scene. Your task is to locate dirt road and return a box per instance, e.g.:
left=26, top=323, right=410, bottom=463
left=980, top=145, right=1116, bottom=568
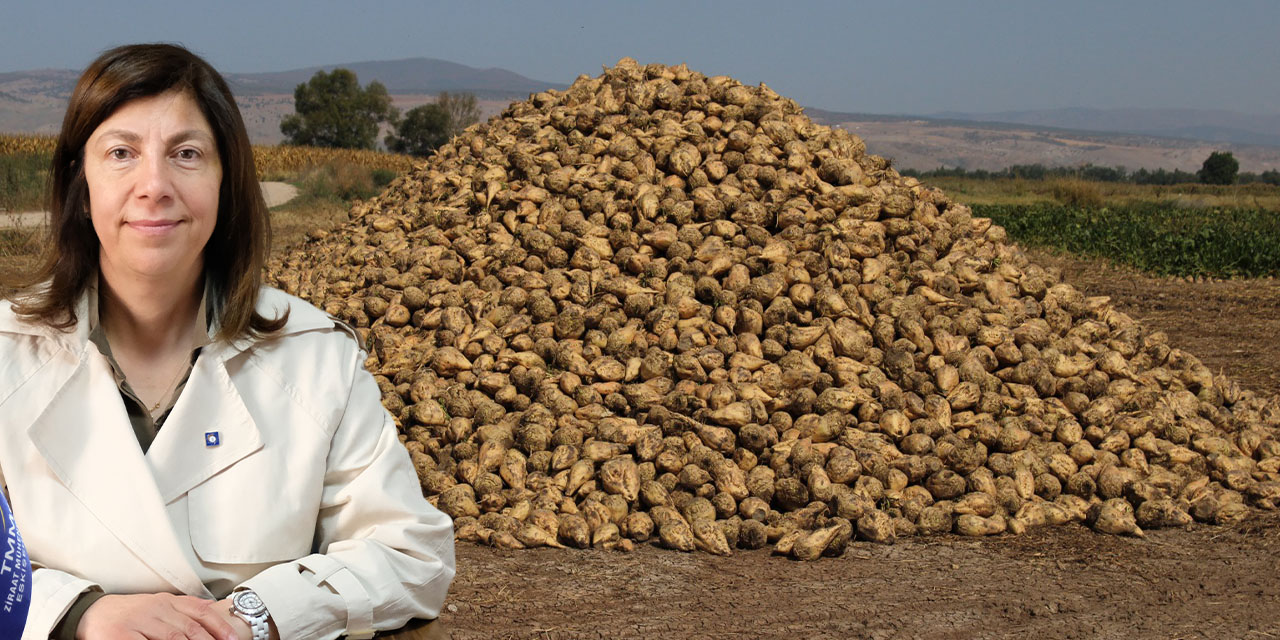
left=0, top=211, right=44, bottom=229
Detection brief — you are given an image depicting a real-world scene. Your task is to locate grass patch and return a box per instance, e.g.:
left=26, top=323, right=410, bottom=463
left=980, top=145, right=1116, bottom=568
left=0, top=152, right=50, bottom=212
left=269, top=194, right=352, bottom=253
left=0, top=227, right=42, bottom=280
left=976, top=202, right=1280, bottom=278
left=292, top=161, right=396, bottom=203
left=1048, top=178, right=1104, bottom=208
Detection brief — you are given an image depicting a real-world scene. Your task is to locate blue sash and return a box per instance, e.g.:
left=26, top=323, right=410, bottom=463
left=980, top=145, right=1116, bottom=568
left=0, top=490, right=31, bottom=637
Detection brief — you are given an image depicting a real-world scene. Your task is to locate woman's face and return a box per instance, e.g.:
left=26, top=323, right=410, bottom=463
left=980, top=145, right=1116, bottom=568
left=83, top=89, right=221, bottom=287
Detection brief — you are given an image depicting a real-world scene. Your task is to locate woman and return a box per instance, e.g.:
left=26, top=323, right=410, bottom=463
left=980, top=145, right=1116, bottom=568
left=0, top=44, right=455, bottom=640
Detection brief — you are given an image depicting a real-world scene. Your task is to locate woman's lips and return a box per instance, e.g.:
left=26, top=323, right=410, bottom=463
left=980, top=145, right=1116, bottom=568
left=127, top=219, right=182, bottom=235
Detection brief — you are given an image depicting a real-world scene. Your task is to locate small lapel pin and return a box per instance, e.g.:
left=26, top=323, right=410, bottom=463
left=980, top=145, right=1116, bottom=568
left=205, top=431, right=221, bottom=447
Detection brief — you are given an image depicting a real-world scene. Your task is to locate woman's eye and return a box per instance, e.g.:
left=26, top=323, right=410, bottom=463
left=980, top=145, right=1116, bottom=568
left=176, top=148, right=201, bottom=161
left=109, top=148, right=131, bottom=160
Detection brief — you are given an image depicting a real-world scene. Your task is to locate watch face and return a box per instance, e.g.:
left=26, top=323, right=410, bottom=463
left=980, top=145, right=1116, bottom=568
left=233, top=590, right=268, bottom=617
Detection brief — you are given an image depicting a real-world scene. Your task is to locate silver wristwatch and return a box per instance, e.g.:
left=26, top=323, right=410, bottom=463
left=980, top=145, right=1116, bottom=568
left=230, top=589, right=271, bottom=640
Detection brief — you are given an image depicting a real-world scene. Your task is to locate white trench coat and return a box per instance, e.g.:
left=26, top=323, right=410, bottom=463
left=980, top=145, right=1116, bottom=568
left=0, top=288, right=455, bottom=639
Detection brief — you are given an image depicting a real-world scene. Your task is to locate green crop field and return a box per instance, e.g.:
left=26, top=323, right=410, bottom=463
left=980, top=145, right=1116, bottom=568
left=975, top=202, right=1280, bottom=278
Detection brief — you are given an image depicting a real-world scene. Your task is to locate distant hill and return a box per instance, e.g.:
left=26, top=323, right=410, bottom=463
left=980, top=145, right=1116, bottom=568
left=931, top=107, right=1280, bottom=149
left=0, top=69, right=79, bottom=134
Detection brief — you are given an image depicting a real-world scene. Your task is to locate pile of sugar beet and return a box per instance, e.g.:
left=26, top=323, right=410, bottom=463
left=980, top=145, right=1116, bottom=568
left=268, top=58, right=1280, bottom=559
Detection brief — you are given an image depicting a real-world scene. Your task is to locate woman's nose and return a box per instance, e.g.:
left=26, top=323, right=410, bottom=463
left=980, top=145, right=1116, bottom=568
left=135, top=153, right=175, bottom=202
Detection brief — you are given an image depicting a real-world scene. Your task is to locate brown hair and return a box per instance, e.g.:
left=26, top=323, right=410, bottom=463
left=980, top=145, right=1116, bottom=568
left=5, top=43, right=286, bottom=340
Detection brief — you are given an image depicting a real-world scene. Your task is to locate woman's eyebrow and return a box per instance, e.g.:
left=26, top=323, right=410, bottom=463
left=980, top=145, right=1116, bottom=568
left=166, top=129, right=216, bottom=145
left=94, top=128, right=141, bottom=144
left=93, top=129, right=214, bottom=145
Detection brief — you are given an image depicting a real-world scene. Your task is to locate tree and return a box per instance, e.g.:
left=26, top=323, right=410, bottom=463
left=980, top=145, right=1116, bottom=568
left=436, top=91, right=480, bottom=138
left=280, top=69, right=396, bottom=149
left=385, top=103, right=450, bottom=157
left=384, top=91, right=481, bottom=157
left=1198, top=151, right=1239, bottom=185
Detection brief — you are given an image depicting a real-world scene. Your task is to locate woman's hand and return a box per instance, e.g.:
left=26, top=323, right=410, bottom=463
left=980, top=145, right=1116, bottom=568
left=76, top=592, right=244, bottom=640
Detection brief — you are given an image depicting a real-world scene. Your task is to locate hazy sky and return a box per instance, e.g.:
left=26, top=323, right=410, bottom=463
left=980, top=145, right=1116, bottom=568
left=4, top=0, right=1278, bottom=115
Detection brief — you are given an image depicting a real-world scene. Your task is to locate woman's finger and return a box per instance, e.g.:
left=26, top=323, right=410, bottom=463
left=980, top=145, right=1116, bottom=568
left=79, top=593, right=234, bottom=640
left=133, top=614, right=212, bottom=640
left=126, top=595, right=220, bottom=640
left=143, top=618, right=218, bottom=640
left=170, top=596, right=239, bottom=640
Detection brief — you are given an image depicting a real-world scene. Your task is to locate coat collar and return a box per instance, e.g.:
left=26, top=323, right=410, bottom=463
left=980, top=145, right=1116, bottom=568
left=2, top=285, right=339, bottom=597
left=0, top=288, right=92, bottom=359
left=224, top=287, right=340, bottom=354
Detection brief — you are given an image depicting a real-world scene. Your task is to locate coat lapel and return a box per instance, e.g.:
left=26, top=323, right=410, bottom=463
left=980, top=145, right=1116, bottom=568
left=26, top=346, right=212, bottom=597
left=8, top=286, right=328, bottom=601
left=147, top=347, right=262, bottom=504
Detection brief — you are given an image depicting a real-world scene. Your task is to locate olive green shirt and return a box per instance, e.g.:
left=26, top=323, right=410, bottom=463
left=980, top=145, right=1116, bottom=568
left=85, top=278, right=214, bottom=452
left=51, top=278, right=215, bottom=640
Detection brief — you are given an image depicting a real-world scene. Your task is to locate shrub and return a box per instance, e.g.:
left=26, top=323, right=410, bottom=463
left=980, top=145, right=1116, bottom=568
left=1048, top=178, right=1104, bottom=208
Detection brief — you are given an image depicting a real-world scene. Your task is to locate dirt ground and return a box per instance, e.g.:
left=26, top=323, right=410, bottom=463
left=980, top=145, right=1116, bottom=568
left=432, top=250, right=1280, bottom=640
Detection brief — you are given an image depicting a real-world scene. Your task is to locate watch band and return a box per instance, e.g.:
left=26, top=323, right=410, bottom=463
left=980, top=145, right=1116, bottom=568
left=230, top=589, right=271, bottom=640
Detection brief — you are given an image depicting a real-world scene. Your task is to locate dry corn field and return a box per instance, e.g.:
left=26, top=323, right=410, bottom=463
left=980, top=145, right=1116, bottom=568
left=0, top=133, right=56, bottom=155
left=264, top=59, right=1280, bottom=638
left=249, top=144, right=416, bottom=180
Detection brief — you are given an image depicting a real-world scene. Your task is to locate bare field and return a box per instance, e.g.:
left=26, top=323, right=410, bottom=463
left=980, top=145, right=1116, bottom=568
left=821, top=118, right=1280, bottom=173
left=440, top=511, right=1280, bottom=640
